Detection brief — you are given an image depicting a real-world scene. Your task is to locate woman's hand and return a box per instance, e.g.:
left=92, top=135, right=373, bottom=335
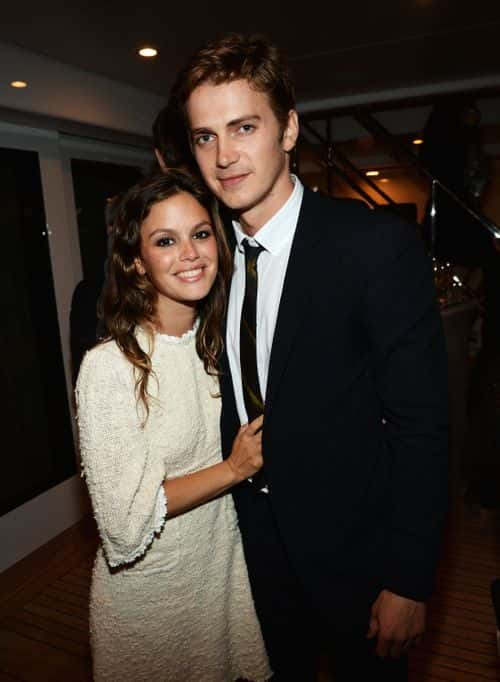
left=226, top=415, right=264, bottom=483
left=162, top=416, right=264, bottom=517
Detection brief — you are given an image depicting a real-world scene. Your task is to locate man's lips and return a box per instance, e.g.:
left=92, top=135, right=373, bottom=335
left=217, top=173, right=249, bottom=189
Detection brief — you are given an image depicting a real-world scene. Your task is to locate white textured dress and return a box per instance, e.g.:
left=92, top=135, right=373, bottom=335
left=76, top=324, right=271, bottom=682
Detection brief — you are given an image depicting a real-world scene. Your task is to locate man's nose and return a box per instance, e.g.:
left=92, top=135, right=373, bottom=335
left=216, top=137, right=239, bottom=168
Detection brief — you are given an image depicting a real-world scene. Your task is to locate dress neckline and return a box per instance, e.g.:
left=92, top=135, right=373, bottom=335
left=154, top=318, right=199, bottom=346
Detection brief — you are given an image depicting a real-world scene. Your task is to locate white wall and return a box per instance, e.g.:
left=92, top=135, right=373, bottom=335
left=0, top=41, right=165, bottom=136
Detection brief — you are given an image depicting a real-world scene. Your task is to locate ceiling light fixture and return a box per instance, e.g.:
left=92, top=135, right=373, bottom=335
left=365, top=170, right=379, bottom=177
left=138, top=47, right=158, bottom=58
left=412, top=138, right=424, bottom=145
left=379, top=178, right=390, bottom=183
left=10, top=80, right=27, bottom=88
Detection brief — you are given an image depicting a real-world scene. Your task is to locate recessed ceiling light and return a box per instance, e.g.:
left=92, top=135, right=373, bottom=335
left=412, top=138, right=424, bottom=145
left=379, top=178, right=390, bottom=183
left=10, top=80, right=27, bottom=88
left=138, top=47, right=158, bottom=58
left=365, top=170, right=379, bottom=177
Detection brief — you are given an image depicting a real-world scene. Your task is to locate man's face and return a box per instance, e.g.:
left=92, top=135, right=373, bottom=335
left=186, top=79, right=298, bottom=231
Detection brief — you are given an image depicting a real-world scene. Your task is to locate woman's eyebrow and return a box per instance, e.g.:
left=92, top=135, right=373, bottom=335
left=147, top=221, right=211, bottom=239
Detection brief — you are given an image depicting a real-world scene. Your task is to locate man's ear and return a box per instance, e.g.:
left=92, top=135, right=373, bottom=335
left=282, top=110, right=299, bottom=153
left=134, top=257, right=146, bottom=276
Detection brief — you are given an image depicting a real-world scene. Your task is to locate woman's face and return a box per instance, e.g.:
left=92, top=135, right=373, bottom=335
left=136, top=191, right=218, bottom=318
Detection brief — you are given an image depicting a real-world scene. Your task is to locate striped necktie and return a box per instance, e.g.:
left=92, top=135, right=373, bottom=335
left=240, top=239, right=269, bottom=493
left=240, top=238, right=265, bottom=420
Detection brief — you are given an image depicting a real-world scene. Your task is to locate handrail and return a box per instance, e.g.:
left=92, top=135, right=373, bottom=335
left=298, top=132, right=379, bottom=208
left=301, top=121, right=396, bottom=206
left=353, top=111, right=500, bottom=239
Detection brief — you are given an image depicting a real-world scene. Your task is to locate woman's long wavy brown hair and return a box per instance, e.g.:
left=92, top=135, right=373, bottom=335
left=99, top=171, right=232, bottom=419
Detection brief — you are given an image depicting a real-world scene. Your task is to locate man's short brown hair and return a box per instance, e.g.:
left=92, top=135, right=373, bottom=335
left=171, top=33, right=296, bottom=133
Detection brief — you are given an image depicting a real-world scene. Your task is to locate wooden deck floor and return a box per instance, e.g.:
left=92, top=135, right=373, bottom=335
left=0, top=504, right=498, bottom=681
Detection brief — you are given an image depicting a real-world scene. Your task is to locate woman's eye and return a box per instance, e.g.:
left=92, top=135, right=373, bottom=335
left=194, top=133, right=213, bottom=147
left=193, top=229, right=212, bottom=240
left=156, top=237, right=174, bottom=247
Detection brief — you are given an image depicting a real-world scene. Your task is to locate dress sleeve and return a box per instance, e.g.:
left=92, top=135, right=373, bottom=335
left=75, top=346, right=167, bottom=568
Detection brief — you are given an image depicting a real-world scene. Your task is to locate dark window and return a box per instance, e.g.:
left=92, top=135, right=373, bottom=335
left=71, top=159, right=144, bottom=281
left=0, top=147, right=75, bottom=515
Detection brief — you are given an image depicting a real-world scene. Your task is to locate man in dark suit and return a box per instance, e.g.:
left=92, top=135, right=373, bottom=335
left=172, top=33, right=448, bottom=681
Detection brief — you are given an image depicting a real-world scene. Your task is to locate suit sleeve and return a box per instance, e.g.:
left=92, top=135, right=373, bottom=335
left=362, top=219, right=449, bottom=601
left=76, top=347, right=167, bottom=568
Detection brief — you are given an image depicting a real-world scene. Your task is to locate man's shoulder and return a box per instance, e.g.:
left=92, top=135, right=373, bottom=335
left=304, top=188, right=369, bottom=221
left=303, top=187, right=422, bottom=255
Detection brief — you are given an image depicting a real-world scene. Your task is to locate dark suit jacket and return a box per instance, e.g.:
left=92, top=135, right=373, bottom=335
left=220, top=187, right=449, bottom=604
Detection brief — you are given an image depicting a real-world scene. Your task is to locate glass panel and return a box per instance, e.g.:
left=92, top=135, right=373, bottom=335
left=0, top=146, right=75, bottom=515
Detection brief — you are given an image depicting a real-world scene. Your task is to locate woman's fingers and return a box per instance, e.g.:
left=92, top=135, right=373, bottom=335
left=248, top=414, right=264, bottom=434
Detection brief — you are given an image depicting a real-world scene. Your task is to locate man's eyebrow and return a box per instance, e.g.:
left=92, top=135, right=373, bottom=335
left=190, top=115, right=261, bottom=135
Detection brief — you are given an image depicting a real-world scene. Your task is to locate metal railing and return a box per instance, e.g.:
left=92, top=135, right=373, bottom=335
left=298, top=108, right=500, bottom=245
left=354, top=111, right=500, bottom=240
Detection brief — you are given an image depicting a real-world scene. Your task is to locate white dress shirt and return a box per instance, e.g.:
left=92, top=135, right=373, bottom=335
left=227, top=175, right=304, bottom=425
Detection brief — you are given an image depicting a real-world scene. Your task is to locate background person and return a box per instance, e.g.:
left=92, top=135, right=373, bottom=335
left=69, top=193, right=121, bottom=385
left=152, top=97, right=197, bottom=174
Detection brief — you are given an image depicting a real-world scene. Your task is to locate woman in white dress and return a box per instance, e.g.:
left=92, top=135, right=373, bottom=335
left=76, top=171, right=271, bottom=682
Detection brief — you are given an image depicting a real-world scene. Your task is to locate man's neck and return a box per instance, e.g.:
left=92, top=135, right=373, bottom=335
left=237, top=173, right=295, bottom=237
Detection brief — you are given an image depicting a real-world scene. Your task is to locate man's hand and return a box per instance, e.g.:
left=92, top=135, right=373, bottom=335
left=367, top=589, right=425, bottom=658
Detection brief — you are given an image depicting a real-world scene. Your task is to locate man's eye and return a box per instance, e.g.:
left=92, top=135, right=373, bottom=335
left=156, top=237, right=174, bottom=247
left=238, top=124, right=254, bottom=134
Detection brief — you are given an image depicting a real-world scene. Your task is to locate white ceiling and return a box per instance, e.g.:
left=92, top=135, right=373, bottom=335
left=1, top=1, right=500, bottom=106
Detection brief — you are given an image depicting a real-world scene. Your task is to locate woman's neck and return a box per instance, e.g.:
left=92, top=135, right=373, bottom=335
left=154, top=304, right=196, bottom=337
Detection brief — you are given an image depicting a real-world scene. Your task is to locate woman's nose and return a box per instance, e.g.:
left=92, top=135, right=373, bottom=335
left=179, top=240, right=198, bottom=261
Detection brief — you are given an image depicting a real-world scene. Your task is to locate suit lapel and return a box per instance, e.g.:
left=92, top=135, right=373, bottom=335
left=265, top=188, right=324, bottom=415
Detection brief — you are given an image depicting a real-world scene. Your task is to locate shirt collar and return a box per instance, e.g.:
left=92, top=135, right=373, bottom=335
left=233, top=175, right=304, bottom=255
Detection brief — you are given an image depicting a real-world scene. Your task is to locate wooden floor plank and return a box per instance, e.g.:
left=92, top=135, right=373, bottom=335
left=54, top=577, right=90, bottom=598
left=410, top=658, right=498, bottom=681
left=13, top=608, right=90, bottom=647
left=425, top=626, right=497, bottom=654
left=0, top=629, right=92, bottom=682
left=23, top=603, right=89, bottom=634
left=33, top=593, right=88, bottom=621
left=44, top=585, right=89, bottom=608
left=418, top=639, right=497, bottom=667
left=58, top=573, right=91, bottom=589
left=4, top=616, right=90, bottom=658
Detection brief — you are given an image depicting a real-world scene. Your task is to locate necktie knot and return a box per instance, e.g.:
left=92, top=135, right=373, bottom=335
left=242, top=239, right=264, bottom=273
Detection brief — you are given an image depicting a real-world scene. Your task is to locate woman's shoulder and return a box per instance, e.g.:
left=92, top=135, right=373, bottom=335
left=76, top=339, right=132, bottom=390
